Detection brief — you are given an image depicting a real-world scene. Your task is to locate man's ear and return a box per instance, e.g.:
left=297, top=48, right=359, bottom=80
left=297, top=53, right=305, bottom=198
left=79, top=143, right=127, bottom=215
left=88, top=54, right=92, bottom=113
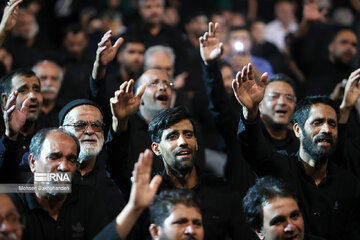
left=151, top=142, right=161, bottom=156
left=29, top=154, right=36, bottom=172
left=149, top=224, right=160, bottom=240
left=328, top=42, right=334, bottom=55
left=293, top=123, right=301, bottom=138
left=254, top=228, right=265, bottom=240
left=1, top=93, right=8, bottom=111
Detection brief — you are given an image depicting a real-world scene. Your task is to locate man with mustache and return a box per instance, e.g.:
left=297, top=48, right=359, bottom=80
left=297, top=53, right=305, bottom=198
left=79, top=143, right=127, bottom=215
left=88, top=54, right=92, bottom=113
left=59, top=99, right=127, bottom=220
left=32, top=60, right=63, bottom=128
left=9, top=128, right=109, bottom=239
left=0, top=69, right=43, bottom=182
left=0, top=194, right=22, bottom=240
left=234, top=63, right=360, bottom=239
left=290, top=1, right=358, bottom=97
left=243, top=176, right=324, bottom=240
left=144, top=106, right=254, bottom=240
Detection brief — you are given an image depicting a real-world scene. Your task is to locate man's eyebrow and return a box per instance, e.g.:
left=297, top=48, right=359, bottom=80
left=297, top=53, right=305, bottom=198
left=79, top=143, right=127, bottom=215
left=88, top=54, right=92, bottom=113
left=165, top=129, right=178, bottom=138
left=269, top=215, right=285, bottom=225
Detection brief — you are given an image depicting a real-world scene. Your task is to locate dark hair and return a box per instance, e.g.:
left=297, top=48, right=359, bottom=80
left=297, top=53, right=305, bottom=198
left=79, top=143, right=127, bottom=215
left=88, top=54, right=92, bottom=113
left=119, top=33, right=145, bottom=52
left=0, top=69, right=39, bottom=99
left=266, top=73, right=296, bottom=96
left=64, top=24, right=85, bottom=36
left=330, top=28, right=356, bottom=43
left=29, top=128, right=80, bottom=160
left=229, top=25, right=249, bottom=34
left=148, top=106, right=196, bottom=143
left=293, top=95, right=339, bottom=130
left=242, top=176, right=298, bottom=231
left=218, top=59, right=232, bottom=70
left=149, top=189, right=201, bottom=226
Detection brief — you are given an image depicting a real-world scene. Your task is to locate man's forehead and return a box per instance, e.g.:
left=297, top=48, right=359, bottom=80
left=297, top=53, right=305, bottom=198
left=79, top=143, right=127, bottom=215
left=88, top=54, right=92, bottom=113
left=262, top=197, right=299, bottom=217
left=265, top=81, right=294, bottom=94
left=12, top=75, right=40, bottom=88
left=0, top=194, right=17, bottom=212
left=308, top=103, right=337, bottom=120
left=66, top=105, right=102, bottom=121
left=141, top=69, right=170, bottom=83
left=41, top=131, right=76, bottom=152
left=168, top=203, right=201, bottom=219
left=161, top=119, right=194, bottom=135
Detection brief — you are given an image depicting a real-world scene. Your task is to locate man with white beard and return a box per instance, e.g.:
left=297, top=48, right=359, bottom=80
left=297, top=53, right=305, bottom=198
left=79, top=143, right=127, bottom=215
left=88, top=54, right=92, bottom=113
left=59, top=99, right=127, bottom=220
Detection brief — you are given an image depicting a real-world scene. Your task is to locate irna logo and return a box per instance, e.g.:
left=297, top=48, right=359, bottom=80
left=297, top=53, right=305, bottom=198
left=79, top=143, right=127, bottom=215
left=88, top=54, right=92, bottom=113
left=34, top=172, right=71, bottom=182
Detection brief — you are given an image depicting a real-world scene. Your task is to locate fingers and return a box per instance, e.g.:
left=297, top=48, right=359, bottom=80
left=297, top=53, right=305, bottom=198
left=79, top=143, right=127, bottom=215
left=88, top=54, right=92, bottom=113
left=241, top=65, right=248, bottom=82
left=126, top=79, right=133, bottom=93
left=232, top=71, right=242, bottom=90
left=214, top=22, right=220, bottom=38
left=247, top=63, right=254, bottom=81
left=135, top=84, right=146, bottom=99
left=20, top=96, right=30, bottom=113
left=203, top=32, right=209, bottom=41
left=7, top=0, right=22, bottom=12
left=98, top=30, right=112, bottom=48
left=113, top=37, right=124, bottom=51
left=208, top=22, right=214, bottom=37
left=4, top=91, right=16, bottom=111
left=259, top=72, right=269, bottom=87
left=149, top=175, right=162, bottom=194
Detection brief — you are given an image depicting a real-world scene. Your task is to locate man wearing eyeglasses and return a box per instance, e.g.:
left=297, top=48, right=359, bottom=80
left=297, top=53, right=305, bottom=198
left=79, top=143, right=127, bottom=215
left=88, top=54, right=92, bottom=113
left=58, top=99, right=127, bottom=221
left=0, top=194, right=22, bottom=240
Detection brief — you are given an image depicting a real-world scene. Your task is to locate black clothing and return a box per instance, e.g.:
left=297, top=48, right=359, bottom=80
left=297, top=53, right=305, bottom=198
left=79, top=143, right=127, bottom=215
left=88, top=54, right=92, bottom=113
left=57, top=53, right=94, bottom=107
left=156, top=168, right=255, bottom=240
left=89, top=73, right=124, bottom=130
left=289, top=23, right=353, bottom=98
left=72, top=149, right=127, bottom=221
left=125, top=23, right=188, bottom=75
left=10, top=183, right=108, bottom=240
left=251, top=41, right=287, bottom=73
left=238, top=114, right=360, bottom=240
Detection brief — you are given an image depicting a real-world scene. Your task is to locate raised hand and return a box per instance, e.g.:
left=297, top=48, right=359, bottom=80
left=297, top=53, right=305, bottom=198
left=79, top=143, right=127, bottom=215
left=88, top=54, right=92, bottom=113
left=303, top=0, right=327, bottom=22
left=96, top=30, right=123, bottom=67
left=341, top=68, right=360, bottom=109
left=92, top=30, right=123, bottom=80
left=199, top=22, right=223, bottom=65
left=232, top=63, right=268, bottom=121
left=0, top=0, right=22, bottom=46
left=110, top=80, right=145, bottom=132
left=3, top=91, right=29, bottom=140
left=0, top=0, right=22, bottom=33
left=129, top=149, right=162, bottom=211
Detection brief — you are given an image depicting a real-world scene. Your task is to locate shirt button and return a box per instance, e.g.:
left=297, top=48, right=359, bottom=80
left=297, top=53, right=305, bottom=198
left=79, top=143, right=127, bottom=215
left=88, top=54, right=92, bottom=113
left=22, top=146, right=26, bottom=150
left=313, top=212, right=317, bottom=215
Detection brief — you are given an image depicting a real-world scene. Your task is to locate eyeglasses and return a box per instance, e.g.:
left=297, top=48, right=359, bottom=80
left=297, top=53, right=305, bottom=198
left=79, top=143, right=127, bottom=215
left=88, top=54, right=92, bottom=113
left=63, top=121, right=105, bottom=132
left=146, top=80, right=174, bottom=89
left=267, top=92, right=296, bottom=103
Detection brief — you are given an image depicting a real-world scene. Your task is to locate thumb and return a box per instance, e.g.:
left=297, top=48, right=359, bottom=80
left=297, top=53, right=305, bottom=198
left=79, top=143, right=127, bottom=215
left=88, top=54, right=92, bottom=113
left=135, top=85, right=146, bottom=99
left=113, top=37, right=124, bottom=50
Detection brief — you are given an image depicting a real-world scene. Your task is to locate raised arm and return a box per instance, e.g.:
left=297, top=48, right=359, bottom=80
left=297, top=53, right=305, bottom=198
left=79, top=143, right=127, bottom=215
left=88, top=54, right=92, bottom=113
left=339, top=68, right=360, bottom=124
left=114, top=149, right=162, bottom=240
left=2, top=91, right=29, bottom=140
left=199, top=22, right=223, bottom=65
left=0, top=0, right=22, bottom=47
left=92, top=30, right=123, bottom=81
left=232, top=63, right=268, bottom=121
left=110, top=80, right=145, bottom=132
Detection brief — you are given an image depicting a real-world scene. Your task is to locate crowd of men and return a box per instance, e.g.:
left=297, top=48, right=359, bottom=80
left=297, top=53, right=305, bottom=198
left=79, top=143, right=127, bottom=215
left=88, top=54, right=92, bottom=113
left=0, top=0, right=360, bottom=239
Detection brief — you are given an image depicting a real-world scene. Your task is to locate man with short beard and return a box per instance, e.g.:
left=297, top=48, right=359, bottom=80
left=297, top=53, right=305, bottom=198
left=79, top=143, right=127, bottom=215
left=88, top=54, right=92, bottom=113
left=234, top=63, right=360, bottom=239
left=9, top=128, right=109, bottom=239
left=59, top=99, right=127, bottom=220
left=0, top=69, right=44, bottom=182
left=146, top=106, right=254, bottom=240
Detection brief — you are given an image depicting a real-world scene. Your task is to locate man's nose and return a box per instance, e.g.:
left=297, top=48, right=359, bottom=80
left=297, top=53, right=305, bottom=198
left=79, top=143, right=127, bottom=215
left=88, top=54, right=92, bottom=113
left=184, top=225, right=195, bottom=235
left=58, top=159, right=72, bottom=172
left=177, top=134, right=188, bottom=147
left=284, top=221, right=295, bottom=234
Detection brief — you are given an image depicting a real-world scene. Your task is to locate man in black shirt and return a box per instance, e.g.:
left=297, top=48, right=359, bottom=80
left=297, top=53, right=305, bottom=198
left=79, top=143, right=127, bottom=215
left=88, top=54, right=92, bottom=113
left=234, top=63, right=360, bottom=239
left=147, top=106, right=254, bottom=240
left=11, top=128, right=108, bottom=240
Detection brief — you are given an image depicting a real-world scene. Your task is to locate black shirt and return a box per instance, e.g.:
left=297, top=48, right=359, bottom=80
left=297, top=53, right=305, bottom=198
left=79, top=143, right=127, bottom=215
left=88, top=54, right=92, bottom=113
left=238, top=114, right=360, bottom=239
left=10, top=183, right=108, bottom=240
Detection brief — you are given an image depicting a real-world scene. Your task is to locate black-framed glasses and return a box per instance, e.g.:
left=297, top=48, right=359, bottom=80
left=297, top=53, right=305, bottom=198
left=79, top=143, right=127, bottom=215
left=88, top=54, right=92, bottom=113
left=146, top=80, right=174, bottom=89
left=63, top=121, right=105, bottom=132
